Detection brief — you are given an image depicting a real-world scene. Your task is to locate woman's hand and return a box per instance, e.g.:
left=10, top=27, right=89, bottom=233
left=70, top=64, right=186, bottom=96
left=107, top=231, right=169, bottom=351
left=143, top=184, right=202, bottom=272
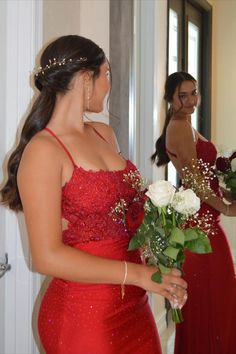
left=220, top=186, right=235, bottom=203
left=138, top=266, right=188, bottom=308
left=226, top=202, right=236, bottom=216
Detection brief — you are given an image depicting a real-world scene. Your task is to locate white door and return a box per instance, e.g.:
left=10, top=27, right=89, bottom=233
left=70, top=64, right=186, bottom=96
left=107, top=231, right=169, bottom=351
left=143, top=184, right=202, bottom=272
left=0, top=1, right=43, bottom=353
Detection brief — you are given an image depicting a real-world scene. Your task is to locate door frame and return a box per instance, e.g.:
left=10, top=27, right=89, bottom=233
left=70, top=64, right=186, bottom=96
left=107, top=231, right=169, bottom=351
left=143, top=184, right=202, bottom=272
left=0, top=1, right=43, bottom=353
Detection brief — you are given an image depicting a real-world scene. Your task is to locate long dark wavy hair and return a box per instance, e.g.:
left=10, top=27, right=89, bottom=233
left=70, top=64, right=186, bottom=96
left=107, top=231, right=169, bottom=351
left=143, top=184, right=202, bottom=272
left=0, top=35, right=105, bottom=211
left=151, top=71, right=197, bottom=167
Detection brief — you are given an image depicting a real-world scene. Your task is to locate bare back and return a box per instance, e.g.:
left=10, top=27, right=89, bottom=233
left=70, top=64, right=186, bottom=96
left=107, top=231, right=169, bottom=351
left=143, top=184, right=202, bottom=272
left=166, top=119, right=198, bottom=176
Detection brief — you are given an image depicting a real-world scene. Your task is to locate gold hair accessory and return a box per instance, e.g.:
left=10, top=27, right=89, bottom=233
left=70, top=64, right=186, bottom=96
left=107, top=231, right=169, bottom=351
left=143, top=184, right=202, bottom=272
left=34, top=57, right=87, bottom=76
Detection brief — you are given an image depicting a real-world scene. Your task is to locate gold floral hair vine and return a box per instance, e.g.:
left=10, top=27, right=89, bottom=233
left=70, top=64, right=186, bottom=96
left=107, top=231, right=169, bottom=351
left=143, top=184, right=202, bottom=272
left=34, top=57, right=88, bottom=76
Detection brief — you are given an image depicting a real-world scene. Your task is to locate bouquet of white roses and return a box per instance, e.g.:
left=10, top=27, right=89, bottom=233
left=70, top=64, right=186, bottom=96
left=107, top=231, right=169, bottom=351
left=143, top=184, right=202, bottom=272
left=128, top=180, right=212, bottom=323
left=215, top=150, right=236, bottom=200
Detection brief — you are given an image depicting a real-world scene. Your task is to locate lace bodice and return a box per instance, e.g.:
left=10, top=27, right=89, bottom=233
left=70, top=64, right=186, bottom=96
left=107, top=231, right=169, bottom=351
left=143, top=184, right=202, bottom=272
left=196, top=138, right=220, bottom=196
left=61, top=160, right=140, bottom=245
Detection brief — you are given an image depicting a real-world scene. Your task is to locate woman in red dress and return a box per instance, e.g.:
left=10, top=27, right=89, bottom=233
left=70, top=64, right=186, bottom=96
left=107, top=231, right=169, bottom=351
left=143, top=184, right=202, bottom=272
left=0, top=36, right=187, bottom=354
left=152, top=71, right=236, bottom=354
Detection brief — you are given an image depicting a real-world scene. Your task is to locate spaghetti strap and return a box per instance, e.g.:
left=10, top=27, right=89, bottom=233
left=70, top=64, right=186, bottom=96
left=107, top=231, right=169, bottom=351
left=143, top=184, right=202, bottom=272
left=44, top=127, right=76, bottom=167
left=166, top=148, right=177, bottom=158
left=90, top=125, right=122, bottom=155
left=91, top=126, right=108, bottom=143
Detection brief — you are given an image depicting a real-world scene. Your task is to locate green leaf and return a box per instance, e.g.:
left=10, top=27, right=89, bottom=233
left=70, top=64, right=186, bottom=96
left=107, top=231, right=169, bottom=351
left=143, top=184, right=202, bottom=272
left=128, top=233, right=145, bottom=250
left=151, top=271, right=162, bottom=283
left=176, top=251, right=185, bottom=264
left=155, top=226, right=165, bottom=237
left=147, top=258, right=157, bottom=266
left=144, top=213, right=154, bottom=225
left=184, top=228, right=199, bottom=241
left=138, top=223, right=148, bottom=234
left=165, top=220, right=174, bottom=231
left=156, top=253, right=172, bottom=267
left=232, top=190, right=236, bottom=200
left=159, top=263, right=171, bottom=274
left=227, top=178, right=236, bottom=188
left=169, top=227, right=185, bottom=246
left=163, top=246, right=180, bottom=260
left=185, top=233, right=212, bottom=254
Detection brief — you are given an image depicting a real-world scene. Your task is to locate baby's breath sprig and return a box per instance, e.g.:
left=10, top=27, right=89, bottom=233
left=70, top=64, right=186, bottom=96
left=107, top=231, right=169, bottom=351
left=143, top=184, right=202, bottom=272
left=184, top=210, right=217, bottom=237
left=182, top=158, right=216, bottom=201
left=109, top=199, right=127, bottom=223
left=123, top=170, right=144, bottom=191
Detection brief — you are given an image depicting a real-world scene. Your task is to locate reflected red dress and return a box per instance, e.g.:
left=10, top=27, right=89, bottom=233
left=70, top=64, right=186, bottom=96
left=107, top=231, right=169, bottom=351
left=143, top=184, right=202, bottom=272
left=174, top=138, right=236, bottom=354
left=38, top=128, right=161, bottom=354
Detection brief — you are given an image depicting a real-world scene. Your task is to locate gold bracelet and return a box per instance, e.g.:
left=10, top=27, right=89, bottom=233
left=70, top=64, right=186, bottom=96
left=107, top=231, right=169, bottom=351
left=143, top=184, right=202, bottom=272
left=121, top=261, right=128, bottom=300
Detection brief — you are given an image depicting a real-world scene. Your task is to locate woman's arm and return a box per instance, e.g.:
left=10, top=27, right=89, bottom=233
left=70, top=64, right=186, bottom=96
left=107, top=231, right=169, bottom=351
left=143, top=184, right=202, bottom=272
left=166, top=120, right=236, bottom=216
left=17, top=134, right=187, bottom=304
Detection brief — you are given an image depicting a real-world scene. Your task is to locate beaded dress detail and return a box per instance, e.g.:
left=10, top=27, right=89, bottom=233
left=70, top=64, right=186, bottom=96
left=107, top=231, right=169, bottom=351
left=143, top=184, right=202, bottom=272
left=38, top=127, right=161, bottom=354
left=174, top=138, right=236, bottom=354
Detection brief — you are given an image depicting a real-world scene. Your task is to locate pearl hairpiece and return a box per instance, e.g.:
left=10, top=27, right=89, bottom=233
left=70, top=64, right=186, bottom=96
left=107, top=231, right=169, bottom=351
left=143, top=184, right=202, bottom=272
left=34, top=57, right=87, bottom=76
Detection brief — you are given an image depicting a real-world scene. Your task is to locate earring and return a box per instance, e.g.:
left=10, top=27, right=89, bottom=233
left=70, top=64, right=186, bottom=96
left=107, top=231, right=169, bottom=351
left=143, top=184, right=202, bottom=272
left=86, top=85, right=90, bottom=111
left=85, top=81, right=90, bottom=111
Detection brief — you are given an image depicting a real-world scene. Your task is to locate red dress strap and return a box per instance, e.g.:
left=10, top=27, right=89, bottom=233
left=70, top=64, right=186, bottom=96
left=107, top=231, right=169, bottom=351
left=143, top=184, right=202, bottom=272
left=44, top=127, right=76, bottom=167
left=166, top=148, right=177, bottom=158
left=90, top=125, right=122, bottom=155
left=91, top=126, right=108, bottom=143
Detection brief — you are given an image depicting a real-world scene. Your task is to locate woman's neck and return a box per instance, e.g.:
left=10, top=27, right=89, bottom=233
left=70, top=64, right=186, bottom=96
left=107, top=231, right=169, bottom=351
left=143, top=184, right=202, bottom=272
left=172, top=113, right=192, bottom=123
left=48, top=93, right=85, bottom=134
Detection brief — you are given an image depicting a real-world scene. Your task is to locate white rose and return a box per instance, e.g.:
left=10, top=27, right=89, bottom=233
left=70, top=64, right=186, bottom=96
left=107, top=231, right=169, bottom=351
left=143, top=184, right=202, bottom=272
left=171, top=187, right=200, bottom=216
left=146, top=180, right=176, bottom=207
left=231, top=158, right=236, bottom=172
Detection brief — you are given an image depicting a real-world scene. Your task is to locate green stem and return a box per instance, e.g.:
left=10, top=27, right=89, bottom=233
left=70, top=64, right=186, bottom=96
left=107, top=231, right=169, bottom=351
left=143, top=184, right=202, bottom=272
left=171, top=308, right=184, bottom=323
left=172, top=210, right=176, bottom=227
left=161, top=208, right=166, bottom=226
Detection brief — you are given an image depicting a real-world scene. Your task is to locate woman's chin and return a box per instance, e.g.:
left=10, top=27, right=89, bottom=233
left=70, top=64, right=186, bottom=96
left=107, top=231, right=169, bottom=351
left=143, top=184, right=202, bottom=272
left=186, top=107, right=195, bottom=114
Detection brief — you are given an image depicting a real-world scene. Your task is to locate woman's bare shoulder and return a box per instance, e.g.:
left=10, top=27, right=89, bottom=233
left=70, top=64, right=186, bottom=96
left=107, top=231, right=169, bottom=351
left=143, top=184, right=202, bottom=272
left=86, top=121, right=119, bottom=152
left=18, top=130, right=63, bottom=180
left=87, top=120, right=113, bottom=136
left=167, top=119, right=193, bottom=139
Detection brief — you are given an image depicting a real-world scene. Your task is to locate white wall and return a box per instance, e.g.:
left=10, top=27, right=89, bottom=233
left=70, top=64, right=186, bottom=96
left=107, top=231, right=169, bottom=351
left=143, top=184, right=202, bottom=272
left=152, top=0, right=168, bottom=334
left=43, top=0, right=80, bottom=43
left=79, top=0, right=109, bottom=58
left=43, top=0, right=109, bottom=56
left=210, top=0, right=236, bottom=256
left=43, top=0, right=109, bottom=123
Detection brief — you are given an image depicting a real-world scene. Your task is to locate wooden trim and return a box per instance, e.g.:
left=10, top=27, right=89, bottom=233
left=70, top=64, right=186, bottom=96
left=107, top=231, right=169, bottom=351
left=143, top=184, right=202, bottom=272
left=200, top=6, right=212, bottom=139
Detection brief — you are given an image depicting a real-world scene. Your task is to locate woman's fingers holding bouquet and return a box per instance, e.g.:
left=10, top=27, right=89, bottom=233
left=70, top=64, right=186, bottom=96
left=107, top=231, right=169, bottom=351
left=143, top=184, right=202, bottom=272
left=164, top=268, right=187, bottom=290
left=139, top=266, right=187, bottom=307
left=228, top=202, right=236, bottom=216
left=162, top=269, right=188, bottom=307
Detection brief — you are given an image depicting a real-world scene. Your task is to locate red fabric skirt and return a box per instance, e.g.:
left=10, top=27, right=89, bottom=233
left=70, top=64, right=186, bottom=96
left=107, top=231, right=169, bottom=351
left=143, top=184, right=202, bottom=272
left=174, top=209, right=236, bottom=354
left=38, top=238, right=161, bottom=354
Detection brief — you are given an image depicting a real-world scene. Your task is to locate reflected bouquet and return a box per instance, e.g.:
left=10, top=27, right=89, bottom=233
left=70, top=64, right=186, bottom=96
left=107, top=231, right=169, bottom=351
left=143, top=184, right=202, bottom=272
left=216, top=150, right=236, bottom=200
left=128, top=180, right=212, bottom=323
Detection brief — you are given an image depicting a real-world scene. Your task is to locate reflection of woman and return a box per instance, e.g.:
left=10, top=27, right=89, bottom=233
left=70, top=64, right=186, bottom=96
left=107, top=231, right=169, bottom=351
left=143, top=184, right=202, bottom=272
left=0, top=36, right=187, bottom=354
left=152, top=71, right=236, bottom=354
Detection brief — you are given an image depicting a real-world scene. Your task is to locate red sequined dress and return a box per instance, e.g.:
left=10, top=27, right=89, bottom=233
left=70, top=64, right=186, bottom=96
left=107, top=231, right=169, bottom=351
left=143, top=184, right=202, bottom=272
left=174, top=138, right=236, bottom=354
left=38, top=128, right=161, bottom=354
